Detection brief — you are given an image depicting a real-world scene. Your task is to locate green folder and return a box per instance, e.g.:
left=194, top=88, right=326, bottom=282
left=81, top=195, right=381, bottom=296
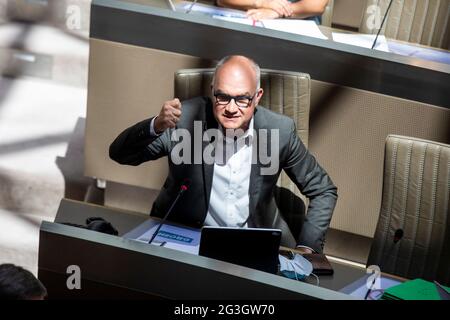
left=382, top=279, right=450, bottom=300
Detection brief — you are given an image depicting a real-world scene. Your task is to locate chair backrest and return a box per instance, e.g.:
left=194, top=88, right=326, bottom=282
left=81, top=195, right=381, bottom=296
left=360, top=0, right=450, bottom=49
left=367, top=135, right=450, bottom=285
left=321, top=0, right=335, bottom=27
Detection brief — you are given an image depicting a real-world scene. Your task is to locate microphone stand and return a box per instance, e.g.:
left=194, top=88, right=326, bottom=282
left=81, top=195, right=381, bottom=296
left=148, top=182, right=189, bottom=245
left=364, top=228, right=403, bottom=299
left=185, top=0, right=198, bottom=14
left=371, top=0, right=394, bottom=50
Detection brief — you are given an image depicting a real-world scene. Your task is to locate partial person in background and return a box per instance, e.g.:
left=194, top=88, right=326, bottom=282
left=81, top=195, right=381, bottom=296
left=216, top=0, right=329, bottom=24
left=0, top=264, right=47, bottom=300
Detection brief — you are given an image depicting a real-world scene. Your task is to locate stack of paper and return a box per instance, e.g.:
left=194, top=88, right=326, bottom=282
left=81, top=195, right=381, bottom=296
left=332, top=32, right=390, bottom=52
left=124, top=220, right=201, bottom=255
left=212, top=16, right=328, bottom=40
left=260, top=19, right=328, bottom=40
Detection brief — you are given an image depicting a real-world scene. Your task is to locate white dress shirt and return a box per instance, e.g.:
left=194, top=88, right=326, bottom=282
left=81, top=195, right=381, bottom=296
left=204, top=118, right=254, bottom=227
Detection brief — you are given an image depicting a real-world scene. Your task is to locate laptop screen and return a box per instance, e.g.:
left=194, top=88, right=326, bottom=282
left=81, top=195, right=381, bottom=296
left=199, top=227, right=282, bottom=274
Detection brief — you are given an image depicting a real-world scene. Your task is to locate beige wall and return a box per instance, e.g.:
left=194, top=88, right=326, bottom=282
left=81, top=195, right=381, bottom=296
left=309, top=81, right=449, bottom=236
left=85, top=39, right=212, bottom=189
left=85, top=39, right=450, bottom=238
left=332, top=0, right=366, bottom=29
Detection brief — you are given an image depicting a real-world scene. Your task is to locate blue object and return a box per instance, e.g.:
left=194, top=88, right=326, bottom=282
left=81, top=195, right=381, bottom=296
left=388, top=41, right=450, bottom=65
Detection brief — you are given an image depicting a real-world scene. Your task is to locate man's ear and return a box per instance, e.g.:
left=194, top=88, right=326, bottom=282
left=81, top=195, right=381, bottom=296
left=255, top=88, right=264, bottom=105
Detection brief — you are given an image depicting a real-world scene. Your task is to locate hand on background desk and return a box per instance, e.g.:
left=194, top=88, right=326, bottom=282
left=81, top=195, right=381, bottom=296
left=247, top=8, right=281, bottom=21
left=254, top=0, right=293, bottom=17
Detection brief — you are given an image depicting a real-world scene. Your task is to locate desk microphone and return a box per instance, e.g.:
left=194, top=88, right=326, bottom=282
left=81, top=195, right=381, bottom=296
left=148, top=179, right=190, bottom=245
left=365, top=228, right=404, bottom=299
left=185, top=0, right=198, bottom=14
left=393, top=228, right=403, bottom=244
left=371, top=0, right=394, bottom=50
left=381, top=228, right=404, bottom=271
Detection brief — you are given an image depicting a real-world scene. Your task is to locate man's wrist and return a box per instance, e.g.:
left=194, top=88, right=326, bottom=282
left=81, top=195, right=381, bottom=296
left=150, top=116, right=162, bottom=136
left=296, top=245, right=315, bottom=254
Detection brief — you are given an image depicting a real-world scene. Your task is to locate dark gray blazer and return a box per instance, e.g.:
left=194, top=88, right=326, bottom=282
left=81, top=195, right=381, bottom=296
left=109, top=97, right=337, bottom=252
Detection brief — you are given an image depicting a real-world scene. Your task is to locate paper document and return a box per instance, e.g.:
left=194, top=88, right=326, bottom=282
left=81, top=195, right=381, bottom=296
left=123, top=220, right=201, bottom=255
left=213, top=16, right=328, bottom=40
left=332, top=32, right=390, bottom=52
left=213, top=15, right=258, bottom=26
left=260, top=19, right=328, bottom=40
left=177, top=2, right=246, bottom=18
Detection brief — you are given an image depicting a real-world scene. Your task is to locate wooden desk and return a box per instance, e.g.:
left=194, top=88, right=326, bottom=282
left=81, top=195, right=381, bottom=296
left=38, top=199, right=373, bottom=299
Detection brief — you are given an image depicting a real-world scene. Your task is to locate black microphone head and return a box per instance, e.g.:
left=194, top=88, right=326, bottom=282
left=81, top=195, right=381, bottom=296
left=394, top=229, right=404, bottom=243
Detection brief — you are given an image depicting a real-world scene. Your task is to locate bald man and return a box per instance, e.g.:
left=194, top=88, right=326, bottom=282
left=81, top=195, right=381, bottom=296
left=109, top=56, right=337, bottom=253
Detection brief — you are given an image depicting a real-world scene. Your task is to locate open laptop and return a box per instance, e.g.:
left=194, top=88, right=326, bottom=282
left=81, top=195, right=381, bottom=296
left=199, top=227, right=282, bottom=274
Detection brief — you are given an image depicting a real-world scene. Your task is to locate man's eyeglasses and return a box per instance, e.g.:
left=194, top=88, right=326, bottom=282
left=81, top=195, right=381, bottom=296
left=213, top=92, right=256, bottom=108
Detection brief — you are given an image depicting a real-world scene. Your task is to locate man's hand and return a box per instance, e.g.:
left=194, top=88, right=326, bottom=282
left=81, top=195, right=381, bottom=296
left=247, top=8, right=281, bottom=20
left=254, top=0, right=292, bottom=17
left=154, top=98, right=182, bottom=134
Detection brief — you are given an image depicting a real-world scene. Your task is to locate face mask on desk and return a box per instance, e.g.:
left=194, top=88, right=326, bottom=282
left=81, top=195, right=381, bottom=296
left=279, top=253, right=313, bottom=281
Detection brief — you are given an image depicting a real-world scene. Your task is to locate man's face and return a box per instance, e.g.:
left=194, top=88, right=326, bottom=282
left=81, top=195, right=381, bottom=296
left=212, top=60, right=263, bottom=131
